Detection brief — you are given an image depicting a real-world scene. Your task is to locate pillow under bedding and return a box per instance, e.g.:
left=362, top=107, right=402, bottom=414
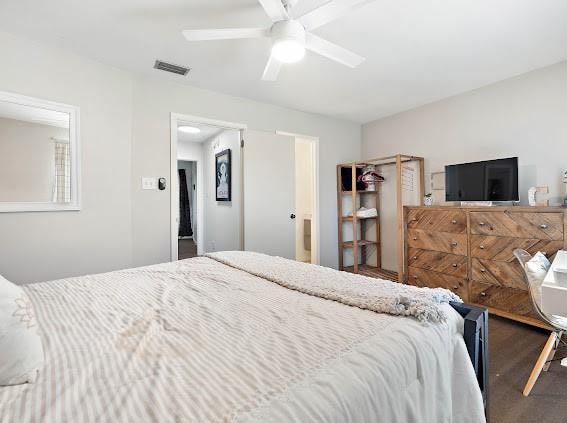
left=0, top=274, right=44, bottom=386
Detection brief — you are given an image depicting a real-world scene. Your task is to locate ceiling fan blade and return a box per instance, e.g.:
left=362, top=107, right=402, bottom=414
left=182, top=27, right=268, bottom=41
left=257, top=0, right=289, bottom=22
left=261, top=55, right=282, bottom=81
left=305, top=33, right=365, bottom=68
left=299, top=0, right=376, bottom=30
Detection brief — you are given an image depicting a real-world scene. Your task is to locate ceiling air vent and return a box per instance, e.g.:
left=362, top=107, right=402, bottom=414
left=154, top=60, right=190, bottom=76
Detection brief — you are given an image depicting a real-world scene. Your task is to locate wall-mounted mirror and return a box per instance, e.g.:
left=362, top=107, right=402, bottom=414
left=0, top=91, right=80, bottom=212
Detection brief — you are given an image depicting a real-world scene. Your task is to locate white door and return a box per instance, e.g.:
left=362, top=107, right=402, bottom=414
left=244, top=130, right=295, bottom=259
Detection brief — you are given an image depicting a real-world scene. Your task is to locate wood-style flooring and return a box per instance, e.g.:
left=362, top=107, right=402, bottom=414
left=489, top=316, right=567, bottom=423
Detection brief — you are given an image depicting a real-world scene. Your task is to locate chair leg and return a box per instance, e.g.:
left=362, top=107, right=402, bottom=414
left=543, top=331, right=562, bottom=372
left=523, top=331, right=559, bottom=396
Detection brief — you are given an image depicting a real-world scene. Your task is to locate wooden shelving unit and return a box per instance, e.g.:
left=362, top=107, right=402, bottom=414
left=337, top=154, right=424, bottom=282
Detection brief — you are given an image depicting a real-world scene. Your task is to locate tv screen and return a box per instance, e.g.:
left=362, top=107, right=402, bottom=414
left=445, top=157, right=519, bottom=202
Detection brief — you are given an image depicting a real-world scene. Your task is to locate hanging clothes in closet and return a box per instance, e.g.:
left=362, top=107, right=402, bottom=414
left=178, top=168, right=193, bottom=237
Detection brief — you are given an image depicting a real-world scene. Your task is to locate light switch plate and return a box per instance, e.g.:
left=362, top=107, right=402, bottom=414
left=142, top=177, right=157, bottom=190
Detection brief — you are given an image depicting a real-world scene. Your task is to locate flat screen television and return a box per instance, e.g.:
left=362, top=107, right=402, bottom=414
left=445, top=157, right=519, bottom=202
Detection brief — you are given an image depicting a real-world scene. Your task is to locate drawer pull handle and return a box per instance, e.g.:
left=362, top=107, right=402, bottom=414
left=479, top=222, right=486, bottom=226
left=412, top=218, right=417, bottom=222
left=479, top=245, right=485, bottom=250
left=451, top=241, right=458, bottom=246
left=413, top=275, right=418, bottom=280
left=453, top=285, right=459, bottom=290
left=480, top=269, right=486, bottom=273
left=451, top=219, right=458, bottom=224
left=452, top=264, right=458, bottom=268
left=540, top=224, right=548, bottom=229
left=480, top=292, right=487, bottom=297
left=413, top=237, right=417, bottom=241
left=413, top=256, right=417, bottom=260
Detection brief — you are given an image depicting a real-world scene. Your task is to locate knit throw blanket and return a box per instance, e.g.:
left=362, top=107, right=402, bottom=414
left=206, top=251, right=461, bottom=323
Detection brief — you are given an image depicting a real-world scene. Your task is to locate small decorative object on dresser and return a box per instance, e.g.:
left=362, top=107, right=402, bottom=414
left=424, top=193, right=433, bottom=206
left=528, top=186, right=549, bottom=206
left=404, top=205, right=566, bottom=328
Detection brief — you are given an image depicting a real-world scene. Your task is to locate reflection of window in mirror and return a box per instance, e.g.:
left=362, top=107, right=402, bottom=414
left=0, top=91, right=80, bottom=212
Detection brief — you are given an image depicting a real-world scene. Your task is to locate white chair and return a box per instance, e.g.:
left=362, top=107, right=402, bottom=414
left=514, top=249, right=567, bottom=396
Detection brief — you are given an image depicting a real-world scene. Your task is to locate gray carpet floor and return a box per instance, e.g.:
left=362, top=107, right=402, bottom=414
left=489, top=316, right=567, bottom=422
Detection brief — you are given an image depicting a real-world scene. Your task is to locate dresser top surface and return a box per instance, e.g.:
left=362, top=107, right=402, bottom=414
left=405, top=205, right=564, bottom=212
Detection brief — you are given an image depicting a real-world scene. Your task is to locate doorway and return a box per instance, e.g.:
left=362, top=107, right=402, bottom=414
left=243, top=130, right=319, bottom=264
left=178, top=160, right=197, bottom=259
left=295, top=138, right=315, bottom=263
left=170, top=114, right=246, bottom=261
left=171, top=115, right=319, bottom=264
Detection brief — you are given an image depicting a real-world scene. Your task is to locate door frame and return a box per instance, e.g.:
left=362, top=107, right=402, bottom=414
left=170, top=113, right=246, bottom=261
left=275, top=131, right=321, bottom=265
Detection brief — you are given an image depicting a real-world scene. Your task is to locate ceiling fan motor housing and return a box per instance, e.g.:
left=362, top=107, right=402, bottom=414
left=270, top=20, right=306, bottom=47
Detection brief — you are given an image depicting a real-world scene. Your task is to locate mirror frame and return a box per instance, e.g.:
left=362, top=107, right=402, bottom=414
left=0, top=91, right=81, bottom=213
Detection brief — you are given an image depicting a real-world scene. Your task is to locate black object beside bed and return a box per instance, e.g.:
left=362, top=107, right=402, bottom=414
left=451, top=302, right=489, bottom=418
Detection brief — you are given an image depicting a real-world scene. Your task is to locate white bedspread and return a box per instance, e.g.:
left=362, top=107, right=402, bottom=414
left=0, top=256, right=485, bottom=423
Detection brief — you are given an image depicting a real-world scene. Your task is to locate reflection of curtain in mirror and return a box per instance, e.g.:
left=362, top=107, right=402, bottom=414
left=52, top=141, right=71, bottom=203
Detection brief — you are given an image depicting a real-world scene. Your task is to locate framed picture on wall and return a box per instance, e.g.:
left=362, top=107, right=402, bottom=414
left=215, top=149, right=231, bottom=201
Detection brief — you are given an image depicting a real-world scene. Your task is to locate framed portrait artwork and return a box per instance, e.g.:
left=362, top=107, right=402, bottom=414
left=215, top=149, right=231, bottom=201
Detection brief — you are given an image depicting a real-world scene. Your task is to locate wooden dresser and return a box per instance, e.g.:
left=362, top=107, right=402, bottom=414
left=404, top=206, right=566, bottom=328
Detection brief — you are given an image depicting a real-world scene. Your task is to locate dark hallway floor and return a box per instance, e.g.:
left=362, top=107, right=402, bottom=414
left=178, top=238, right=198, bottom=260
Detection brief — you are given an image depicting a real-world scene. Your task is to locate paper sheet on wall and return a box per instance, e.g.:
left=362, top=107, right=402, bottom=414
left=401, top=166, right=415, bottom=192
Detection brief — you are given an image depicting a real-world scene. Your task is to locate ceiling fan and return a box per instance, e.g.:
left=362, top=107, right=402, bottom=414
left=182, top=0, right=376, bottom=81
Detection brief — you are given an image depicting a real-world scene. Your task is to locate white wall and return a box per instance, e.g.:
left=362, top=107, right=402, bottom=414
left=203, top=130, right=241, bottom=252
left=362, top=61, right=567, bottom=268
left=0, top=31, right=133, bottom=284
left=0, top=30, right=360, bottom=283
left=363, top=61, right=567, bottom=204
left=131, top=76, right=361, bottom=269
left=0, top=118, right=68, bottom=202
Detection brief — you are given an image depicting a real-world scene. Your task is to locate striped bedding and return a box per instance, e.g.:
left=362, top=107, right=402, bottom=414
left=0, top=256, right=485, bottom=422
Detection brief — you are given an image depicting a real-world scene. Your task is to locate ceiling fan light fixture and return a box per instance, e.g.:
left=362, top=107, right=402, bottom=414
left=178, top=125, right=201, bottom=134
left=270, top=20, right=306, bottom=64
left=272, top=39, right=305, bottom=63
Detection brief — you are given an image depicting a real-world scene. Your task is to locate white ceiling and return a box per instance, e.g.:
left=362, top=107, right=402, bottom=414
left=1, top=0, right=566, bottom=123
left=178, top=121, right=223, bottom=143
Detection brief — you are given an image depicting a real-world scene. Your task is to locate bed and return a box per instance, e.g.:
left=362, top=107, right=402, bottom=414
left=0, top=252, right=486, bottom=422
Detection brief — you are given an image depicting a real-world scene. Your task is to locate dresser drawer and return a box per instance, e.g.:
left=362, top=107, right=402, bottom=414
left=407, top=209, right=466, bottom=233
left=470, top=235, right=563, bottom=262
left=470, top=281, right=536, bottom=319
left=470, top=211, right=563, bottom=240
left=471, top=258, right=526, bottom=290
left=407, top=248, right=467, bottom=278
left=407, top=229, right=467, bottom=256
left=407, top=267, right=468, bottom=301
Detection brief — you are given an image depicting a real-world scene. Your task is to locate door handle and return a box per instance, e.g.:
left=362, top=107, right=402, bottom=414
left=290, top=214, right=296, bottom=219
